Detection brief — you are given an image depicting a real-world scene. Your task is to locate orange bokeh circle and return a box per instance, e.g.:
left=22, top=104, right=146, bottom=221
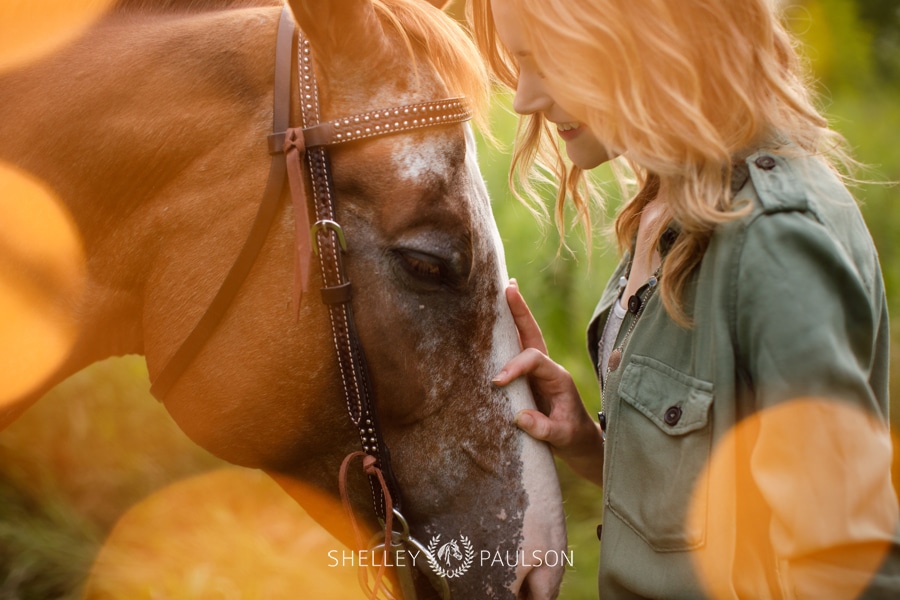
left=86, top=468, right=368, bottom=598
left=688, top=398, right=898, bottom=599
left=0, top=0, right=117, bottom=73
left=0, top=162, right=85, bottom=406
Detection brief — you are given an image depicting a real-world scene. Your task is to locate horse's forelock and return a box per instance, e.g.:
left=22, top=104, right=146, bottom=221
left=372, top=0, right=491, bottom=133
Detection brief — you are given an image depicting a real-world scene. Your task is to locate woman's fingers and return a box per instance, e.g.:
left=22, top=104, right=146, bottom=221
left=515, top=408, right=586, bottom=454
left=492, top=347, right=570, bottom=393
left=506, top=280, right=548, bottom=354
left=514, top=409, right=554, bottom=441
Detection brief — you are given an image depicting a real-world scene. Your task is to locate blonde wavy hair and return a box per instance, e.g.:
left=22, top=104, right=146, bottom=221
left=467, top=0, right=848, bottom=324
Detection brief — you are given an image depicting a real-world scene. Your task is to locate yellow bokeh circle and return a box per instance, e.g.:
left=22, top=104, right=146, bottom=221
left=0, top=162, right=85, bottom=406
left=0, top=0, right=116, bottom=73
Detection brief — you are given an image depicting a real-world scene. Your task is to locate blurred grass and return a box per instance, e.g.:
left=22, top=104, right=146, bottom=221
left=0, top=358, right=226, bottom=598
left=0, top=482, right=100, bottom=600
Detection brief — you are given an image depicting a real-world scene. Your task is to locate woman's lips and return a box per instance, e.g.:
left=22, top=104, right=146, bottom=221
left=556, top=122, right=582, bottom=142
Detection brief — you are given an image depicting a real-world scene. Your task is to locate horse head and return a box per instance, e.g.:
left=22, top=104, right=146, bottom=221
left=439, top=539, right=464, bottom=563
left=0, top=0, right=566, bottom=597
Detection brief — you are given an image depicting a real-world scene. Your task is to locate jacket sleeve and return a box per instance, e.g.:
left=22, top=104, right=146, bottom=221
left=733, top=207, right=900, bottom=598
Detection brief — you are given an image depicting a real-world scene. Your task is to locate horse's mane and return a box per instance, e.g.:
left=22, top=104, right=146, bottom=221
left=113, top=0, right=280, bottom=13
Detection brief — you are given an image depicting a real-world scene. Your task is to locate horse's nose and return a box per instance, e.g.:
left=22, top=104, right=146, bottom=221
left=510, top=475, right=567, bottom=599
left=511, top=417, right=567, bottom=600
left=502, top=394, right=566, bottom=599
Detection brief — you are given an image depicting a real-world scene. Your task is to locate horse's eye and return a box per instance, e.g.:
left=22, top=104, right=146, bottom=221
left=392, top=249, right=461, bottom=290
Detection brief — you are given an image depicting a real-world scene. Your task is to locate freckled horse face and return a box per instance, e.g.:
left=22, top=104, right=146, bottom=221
left=339, top=132, right=508, bottom=461
left=321, top=112, right=565, bottom=597
left=327, top=120, right=557, bottom=596
left=273, top=4, right=567, bottom=588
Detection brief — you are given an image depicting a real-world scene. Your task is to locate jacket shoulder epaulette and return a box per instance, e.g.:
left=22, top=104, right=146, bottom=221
left=743, top=151, right=810, bottom=214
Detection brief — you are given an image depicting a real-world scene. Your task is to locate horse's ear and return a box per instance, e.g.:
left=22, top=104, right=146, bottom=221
left=286, top=0, right=384, bottom=58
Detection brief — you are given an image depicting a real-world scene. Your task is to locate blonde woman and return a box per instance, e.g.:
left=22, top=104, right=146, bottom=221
left=473, top=0, right=900, bottom=597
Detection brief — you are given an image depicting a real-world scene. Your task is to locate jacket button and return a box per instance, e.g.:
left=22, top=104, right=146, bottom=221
left=627, top=294, right=642, bottom=314
left=755, top=155, right=777, bottom=170
left=596, top=524, right=603, bottom=540
left=664, top=406, right=682, bottom=426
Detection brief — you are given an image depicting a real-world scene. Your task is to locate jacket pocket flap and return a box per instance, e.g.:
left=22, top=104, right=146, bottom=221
left=618, top=356, right=714, bottom=435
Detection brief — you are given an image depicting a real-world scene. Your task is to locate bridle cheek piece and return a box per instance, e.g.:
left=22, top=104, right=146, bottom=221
left=150, top=7, right=471, bottom=600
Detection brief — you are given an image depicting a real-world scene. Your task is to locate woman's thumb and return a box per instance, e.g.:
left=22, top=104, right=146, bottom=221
left=514, top=409, right=552, bottom=441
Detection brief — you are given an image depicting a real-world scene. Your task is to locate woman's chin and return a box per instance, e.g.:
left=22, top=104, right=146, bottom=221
left=568, top=149, right=614, bottom=170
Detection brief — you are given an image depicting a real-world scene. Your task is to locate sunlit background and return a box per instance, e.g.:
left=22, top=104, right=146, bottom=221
left=1, top=0, right=898, bottom=598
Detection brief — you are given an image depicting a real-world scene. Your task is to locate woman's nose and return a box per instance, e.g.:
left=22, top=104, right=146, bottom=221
left=512, top=70, right=552, bottom=115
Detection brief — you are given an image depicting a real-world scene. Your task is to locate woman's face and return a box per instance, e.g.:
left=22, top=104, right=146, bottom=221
left=491, top=0, right=612, bottom=170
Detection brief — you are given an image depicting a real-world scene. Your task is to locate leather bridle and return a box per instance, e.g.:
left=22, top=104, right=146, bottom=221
left=150, top=6, right=472, bottom=599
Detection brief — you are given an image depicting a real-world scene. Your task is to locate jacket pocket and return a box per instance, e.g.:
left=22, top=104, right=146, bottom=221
left=606, top=355, right=714, bottom=552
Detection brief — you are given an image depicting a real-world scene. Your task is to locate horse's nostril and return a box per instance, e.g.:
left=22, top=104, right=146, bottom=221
left=517, top=576, right=533, bottom=600
left=517, top=561, right=563, bottom=600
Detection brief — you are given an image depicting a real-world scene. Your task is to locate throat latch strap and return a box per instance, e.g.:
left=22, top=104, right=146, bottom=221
left=149, top=6, right=295, bottom=401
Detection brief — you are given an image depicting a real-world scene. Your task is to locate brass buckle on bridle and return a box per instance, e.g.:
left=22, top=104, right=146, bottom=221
left=311, top=219, right=347, bottom=256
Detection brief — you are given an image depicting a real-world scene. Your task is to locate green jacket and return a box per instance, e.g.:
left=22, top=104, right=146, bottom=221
left=587, top=149, right=899, bottom=599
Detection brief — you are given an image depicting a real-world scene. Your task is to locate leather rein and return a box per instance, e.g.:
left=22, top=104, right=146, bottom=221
left=149, top=7, right=470, bottom=599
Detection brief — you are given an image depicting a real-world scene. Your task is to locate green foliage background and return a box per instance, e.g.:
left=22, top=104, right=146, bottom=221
left=1, top=1, right=898, bottom=598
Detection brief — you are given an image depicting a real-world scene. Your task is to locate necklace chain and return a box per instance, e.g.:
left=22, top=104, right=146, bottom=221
left=600, top=268, right=660, bottom=390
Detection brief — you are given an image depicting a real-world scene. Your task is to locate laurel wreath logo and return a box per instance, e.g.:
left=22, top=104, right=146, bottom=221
left=426, top=533, right=474, bottom=579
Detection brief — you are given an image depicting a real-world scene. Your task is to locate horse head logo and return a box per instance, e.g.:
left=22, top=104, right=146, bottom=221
left=437, top=539, right=464, bottom=564
left=427, top=533, right=475, bottom=579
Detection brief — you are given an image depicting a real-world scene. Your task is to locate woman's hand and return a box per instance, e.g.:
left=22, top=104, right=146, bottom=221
left=492, top=280, right=604, bottom=486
